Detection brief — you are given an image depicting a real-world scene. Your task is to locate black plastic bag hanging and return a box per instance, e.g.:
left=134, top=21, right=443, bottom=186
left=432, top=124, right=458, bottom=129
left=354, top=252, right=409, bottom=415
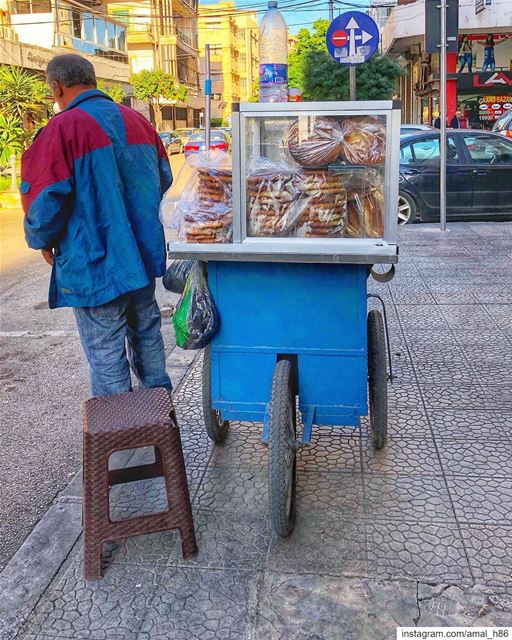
left=163, top=260, right=195, bottom=294
left=172, top=262, right=220, bottom=350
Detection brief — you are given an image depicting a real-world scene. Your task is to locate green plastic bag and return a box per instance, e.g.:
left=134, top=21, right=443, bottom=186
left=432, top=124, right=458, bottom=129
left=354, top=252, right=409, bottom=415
left=172, top=262, right=220, bottom=350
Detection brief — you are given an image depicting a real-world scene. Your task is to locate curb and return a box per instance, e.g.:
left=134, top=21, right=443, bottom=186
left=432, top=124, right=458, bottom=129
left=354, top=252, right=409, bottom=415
left=0, top=348, right=199, bottom=640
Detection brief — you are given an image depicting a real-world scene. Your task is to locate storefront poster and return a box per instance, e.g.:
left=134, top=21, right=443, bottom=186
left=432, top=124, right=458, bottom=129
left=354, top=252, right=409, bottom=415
left=477, top=95, right=512, bottom=123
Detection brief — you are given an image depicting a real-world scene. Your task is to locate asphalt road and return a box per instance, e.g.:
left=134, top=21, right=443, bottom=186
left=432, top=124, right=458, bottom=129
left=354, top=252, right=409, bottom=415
left=0, top=153, right=186, bottom=571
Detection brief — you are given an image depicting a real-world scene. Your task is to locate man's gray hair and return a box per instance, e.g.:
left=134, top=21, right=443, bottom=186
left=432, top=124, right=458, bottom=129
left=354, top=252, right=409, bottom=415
left=46, top=54, right=97, bottom=88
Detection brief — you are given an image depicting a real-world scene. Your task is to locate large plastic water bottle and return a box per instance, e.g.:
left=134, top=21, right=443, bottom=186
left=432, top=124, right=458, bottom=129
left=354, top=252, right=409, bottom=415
left=259, top=1, right=288, bottom=103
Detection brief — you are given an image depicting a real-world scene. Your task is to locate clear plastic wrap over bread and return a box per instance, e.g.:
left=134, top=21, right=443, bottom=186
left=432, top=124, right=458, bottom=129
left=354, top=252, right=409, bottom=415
left=247, top=158, right=348, bottom=238
left=247, top=157, right=303, bottom=236
left=159, top=151, right=233, bottom=243
left=283, top=117, right=345, bottom=168
left=340, top=116, right=386, bottom=165
left=294, top=169, right=347, bottom=237
left=345, top=169, right=385, bottom=238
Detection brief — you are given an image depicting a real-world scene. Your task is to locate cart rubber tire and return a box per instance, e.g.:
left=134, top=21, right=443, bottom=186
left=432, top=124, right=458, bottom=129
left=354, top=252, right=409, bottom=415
left=268, top=360, right=297, bottom=538
left=368, top=310, right=388, bottom=450
left=202, top=345, right=229, bottom=443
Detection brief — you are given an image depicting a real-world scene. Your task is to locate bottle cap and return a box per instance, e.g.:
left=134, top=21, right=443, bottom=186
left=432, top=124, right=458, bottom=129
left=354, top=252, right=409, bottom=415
left=268, top=1, right=278, bottom=7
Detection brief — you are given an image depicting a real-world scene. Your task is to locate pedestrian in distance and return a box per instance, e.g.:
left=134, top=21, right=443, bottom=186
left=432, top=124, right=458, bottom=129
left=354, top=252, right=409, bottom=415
left=21, top=54, right=173, bottom=398
left=434, top=115, right=441, bottom=129
left=449, top=110, right=463, bottom=129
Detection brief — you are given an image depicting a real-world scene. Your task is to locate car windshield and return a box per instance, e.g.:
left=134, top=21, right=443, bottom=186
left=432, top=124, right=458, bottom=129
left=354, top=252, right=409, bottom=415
left=189, top=131, right=225, bottom=142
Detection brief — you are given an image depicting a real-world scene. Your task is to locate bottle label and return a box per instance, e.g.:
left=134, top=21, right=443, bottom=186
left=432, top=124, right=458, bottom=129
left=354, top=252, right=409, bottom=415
left=259, top=64, right=288, bottom=85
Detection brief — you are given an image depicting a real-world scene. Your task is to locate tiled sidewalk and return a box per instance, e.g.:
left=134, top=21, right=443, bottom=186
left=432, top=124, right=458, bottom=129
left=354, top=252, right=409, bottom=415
left=16, top=223, right=512, bottom=639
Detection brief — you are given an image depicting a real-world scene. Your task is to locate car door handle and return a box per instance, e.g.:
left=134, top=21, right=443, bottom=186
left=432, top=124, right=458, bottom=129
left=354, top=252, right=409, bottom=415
left=402, top=168, right=420, bottom=175
left=472, top=170, right=489, bottom=176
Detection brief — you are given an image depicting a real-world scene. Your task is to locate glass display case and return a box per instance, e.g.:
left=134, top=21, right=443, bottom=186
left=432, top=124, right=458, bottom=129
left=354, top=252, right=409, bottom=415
left=167, top=101, right=401, bottom=264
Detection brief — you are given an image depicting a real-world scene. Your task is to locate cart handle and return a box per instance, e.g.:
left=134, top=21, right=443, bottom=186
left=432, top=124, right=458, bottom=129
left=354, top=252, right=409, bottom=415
left=370, top=264, right=395, bottom=283
left=367, top=293, right=394, bottom=383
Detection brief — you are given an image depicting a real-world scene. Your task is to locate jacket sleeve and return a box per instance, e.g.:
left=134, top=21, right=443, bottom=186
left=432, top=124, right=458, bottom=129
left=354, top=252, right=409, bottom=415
left=155, top=133, right=173, bottom=196
left=21, top=120, right=75, bottom=250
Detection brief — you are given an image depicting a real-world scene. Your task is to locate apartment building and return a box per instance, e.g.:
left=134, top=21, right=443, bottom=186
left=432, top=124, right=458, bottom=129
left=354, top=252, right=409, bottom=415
left=380, top=0, right=512, bottom=128
left=107, top=0, right=202, bottom=128
left=0, top=0, right=130, bottom=83
left=198, top=1, right=259, bottom=124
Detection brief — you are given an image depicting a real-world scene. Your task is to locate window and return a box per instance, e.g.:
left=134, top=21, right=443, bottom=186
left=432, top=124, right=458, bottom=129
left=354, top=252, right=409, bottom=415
left=72, top=10, right=82, bottom=38
left=402, top=137, right=458, bottom=165
left=464, top=134, right=512, bottom=165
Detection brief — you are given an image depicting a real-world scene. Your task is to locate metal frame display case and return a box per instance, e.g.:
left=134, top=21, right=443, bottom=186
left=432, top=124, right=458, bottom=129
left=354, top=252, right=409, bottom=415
left=168, top=101, right=401, bottom=264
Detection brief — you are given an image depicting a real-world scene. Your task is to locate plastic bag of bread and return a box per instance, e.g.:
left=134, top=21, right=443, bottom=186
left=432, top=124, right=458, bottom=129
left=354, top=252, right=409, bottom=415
left=159, top=151, right=233, bottom=243
left=344, top=168, right=384, bottom=238
left=246, top=157, right=303, bottom=236
left=340, top=116, right=386, bottom=165
left=294, top=169, right=347, bottom=237
left=283, top=116, right=345, bottom=168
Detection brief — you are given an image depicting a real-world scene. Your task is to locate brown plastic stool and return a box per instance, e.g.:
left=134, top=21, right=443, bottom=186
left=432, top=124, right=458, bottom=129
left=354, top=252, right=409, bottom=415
left=83, top=387, right=197, bottom=580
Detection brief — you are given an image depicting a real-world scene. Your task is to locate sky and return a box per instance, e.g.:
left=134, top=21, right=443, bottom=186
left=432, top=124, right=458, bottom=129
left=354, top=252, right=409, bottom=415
left=199, top=0, right=370, bottom=34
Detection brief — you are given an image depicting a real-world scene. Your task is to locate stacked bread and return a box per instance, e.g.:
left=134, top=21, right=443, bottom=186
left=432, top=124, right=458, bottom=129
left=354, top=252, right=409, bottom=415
left=295, top=170, right=347, bottom=237
left=247, top=171, right=300, bottom=236
left=183, top=167, right=232, bottom=243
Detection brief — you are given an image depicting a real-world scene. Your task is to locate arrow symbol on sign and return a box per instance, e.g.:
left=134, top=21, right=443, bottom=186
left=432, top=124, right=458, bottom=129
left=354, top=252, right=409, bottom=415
left=346, top=16, right=373, bottom=57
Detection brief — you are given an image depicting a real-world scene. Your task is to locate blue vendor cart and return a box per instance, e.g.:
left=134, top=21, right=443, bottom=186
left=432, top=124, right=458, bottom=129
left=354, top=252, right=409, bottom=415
left=168, top=101, right=401, bottom=537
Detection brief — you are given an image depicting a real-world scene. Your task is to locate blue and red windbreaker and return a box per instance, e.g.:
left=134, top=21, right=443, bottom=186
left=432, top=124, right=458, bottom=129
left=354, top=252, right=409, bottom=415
left=21, top=89, right=172, bottom=309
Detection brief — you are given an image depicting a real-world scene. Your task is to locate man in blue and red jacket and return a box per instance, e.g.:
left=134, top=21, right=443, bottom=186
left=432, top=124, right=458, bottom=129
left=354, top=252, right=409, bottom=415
left=22, top=54, right=173, bottom=397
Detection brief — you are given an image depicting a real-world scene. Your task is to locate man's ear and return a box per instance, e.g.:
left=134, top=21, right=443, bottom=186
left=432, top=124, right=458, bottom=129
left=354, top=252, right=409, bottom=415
left=52, top=80, right=64, bottom=98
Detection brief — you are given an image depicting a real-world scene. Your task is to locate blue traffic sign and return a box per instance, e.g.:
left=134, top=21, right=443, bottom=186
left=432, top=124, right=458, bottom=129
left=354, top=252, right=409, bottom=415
left=326, top=11, right=379, bottom=65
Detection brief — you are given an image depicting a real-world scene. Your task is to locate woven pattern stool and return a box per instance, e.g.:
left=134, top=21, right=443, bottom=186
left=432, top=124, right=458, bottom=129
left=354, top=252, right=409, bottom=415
left=83, top=387, right=197, bottom=580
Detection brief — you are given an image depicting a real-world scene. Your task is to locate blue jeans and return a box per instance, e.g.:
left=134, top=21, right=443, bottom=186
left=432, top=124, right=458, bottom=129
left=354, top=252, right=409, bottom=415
left=459, top=53, right=472, bottom=73
left=73, top=282, right=172, bottom=397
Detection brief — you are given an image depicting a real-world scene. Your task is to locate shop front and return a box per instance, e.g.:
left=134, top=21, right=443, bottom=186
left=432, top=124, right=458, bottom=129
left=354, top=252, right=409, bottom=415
left=455, top=33, right=512, bottom=129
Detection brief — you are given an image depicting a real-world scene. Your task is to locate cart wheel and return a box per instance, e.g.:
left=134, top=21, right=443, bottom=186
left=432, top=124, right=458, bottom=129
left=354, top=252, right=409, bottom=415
left=368, top=310, right=388, bottom=449
left=268, top=360, right=297, bottom=538
left=202, top=345, right=229, bottom=443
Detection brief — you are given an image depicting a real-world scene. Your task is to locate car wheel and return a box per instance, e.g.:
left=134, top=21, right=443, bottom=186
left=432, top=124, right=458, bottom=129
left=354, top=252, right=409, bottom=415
left=398, top=192, right=417, bottom=225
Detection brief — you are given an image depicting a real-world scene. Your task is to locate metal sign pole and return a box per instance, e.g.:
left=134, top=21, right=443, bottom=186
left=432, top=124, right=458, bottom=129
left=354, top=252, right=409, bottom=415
left=349, top=67, right=356, bottom=100
left=439, top=0, right=447, bottom=231
left=205, top=43, right=212, bottom=158
left=329, top=0, right=334, bottom=20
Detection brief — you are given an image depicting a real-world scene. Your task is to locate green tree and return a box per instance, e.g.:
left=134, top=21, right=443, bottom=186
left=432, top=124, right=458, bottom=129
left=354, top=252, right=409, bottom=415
left=0, top=66, right=51, bottom=129
left=288, top=20, right=405, bottom=101
left=97, top=80, right=128, bottom=104
left=130, top=69, right=188, bottom=130
left=0, top=112, right=24, bottom=166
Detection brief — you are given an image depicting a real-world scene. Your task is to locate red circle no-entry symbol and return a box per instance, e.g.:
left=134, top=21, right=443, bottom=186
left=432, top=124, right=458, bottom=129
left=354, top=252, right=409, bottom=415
left=331, top=30, right=348, bottom=47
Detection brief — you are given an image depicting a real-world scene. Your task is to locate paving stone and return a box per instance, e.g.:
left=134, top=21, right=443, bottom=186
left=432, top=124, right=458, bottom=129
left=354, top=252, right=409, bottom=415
left=363, top=474, right=455, bottom=522
left=446, top=476, right=512, bottom=524
left=267, top=517, right=367, bottom=576
left=362, top=436, right=442, bottom=475
left=461, top=525, right=512, bottom=587
left=295, top=472, right=364, bottom=519
left=138, top=568, right=259, bottom=640
left=22, top=561, right=163, bottom=639
left=426, top=283, right=478, bottom=305
left=384, top=406, right=431, bottom=439
left=168, top=509, right=269, bottom=571
left=395, top=305, right=447, bottom=331
left=207, top=426, right=267, bottom=468
left=297, top=433, right=362, bottom=473
left=388, top=383, right=423, bottom=407
left=471, top=284, right=512, bottom=304
left=194, top=467, right=268, bottom=514
left=427, top=409, right=512, bottom=442
left=440, top=305, right=494, bottom=331
left=367, top=521, right=472, bottom=583
left=484, top=304, right=512, bottom=332
left=417, top=583, right=512, bottom=627
left=420, top=384, right=487, bottom=410
left=439, top=440, right=512, bottom=476
left=253, top=573, right=418, bottom=640
left=480, top=384, right=512, bottom=411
